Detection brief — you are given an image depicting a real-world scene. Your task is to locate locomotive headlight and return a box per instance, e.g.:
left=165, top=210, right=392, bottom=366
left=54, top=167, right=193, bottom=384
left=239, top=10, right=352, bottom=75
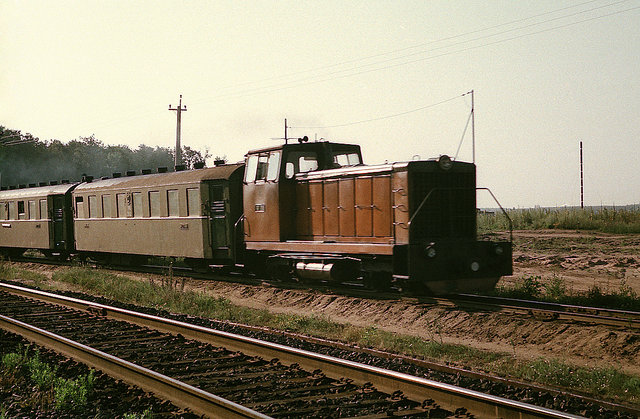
left=425, top=243, right=437, bottom=258
left=438, top=155, right=453, bottom=171
left=470, top=261, right=480, bottom=272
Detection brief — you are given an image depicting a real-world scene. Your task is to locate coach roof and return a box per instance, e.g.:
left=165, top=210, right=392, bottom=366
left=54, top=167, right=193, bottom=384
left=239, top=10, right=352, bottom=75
left=0, top=183, right=79, bottom=200
left=74, top=163, right=244, bottom=193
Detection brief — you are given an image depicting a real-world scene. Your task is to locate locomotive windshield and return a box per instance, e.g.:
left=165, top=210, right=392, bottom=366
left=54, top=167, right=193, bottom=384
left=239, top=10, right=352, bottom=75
left=245, top=151, right=281, bottom=183
left=285, top=151, right=318, bottom=179
left=332, top=152, right=360, bottom=167
left=244, top=141, right=363, bottom=182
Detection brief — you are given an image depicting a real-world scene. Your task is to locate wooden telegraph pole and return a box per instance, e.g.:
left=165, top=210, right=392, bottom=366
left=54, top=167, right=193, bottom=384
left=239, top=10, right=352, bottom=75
left=169, top=95, right=187, bottom=166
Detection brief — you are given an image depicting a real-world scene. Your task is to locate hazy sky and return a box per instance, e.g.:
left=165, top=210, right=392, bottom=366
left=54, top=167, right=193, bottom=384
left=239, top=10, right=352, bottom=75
left=1, top=0, right=638, bottom=207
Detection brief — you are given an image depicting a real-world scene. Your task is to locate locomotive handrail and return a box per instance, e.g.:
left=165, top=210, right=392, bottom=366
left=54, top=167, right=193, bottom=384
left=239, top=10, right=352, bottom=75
left=407, top=187, right=512, bottom=242
left=233, top=214, right=246, bottom=262
left=404, top=187, right=512, bottom=291
left=476, top=187, right=513, bottom=242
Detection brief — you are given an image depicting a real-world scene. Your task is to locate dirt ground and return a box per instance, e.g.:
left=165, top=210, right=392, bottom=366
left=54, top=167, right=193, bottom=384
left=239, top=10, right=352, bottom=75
left=7, top=230, right=640, bottom=377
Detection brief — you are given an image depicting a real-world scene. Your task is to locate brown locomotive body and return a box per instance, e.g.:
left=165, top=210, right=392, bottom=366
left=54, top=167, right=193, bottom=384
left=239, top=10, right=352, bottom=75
left=242, top=140, right=512, bottom=294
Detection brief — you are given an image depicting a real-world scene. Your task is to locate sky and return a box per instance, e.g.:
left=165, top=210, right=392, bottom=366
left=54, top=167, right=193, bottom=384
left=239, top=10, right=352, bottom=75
left=1, top=0, right=638, bottom=208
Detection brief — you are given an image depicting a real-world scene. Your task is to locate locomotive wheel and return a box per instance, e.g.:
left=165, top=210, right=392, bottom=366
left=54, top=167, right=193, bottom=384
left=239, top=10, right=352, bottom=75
left=366, top=272, right=393, bottom=291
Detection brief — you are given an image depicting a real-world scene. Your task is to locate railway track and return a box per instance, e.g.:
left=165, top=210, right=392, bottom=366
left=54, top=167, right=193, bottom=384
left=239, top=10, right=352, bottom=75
left=445, top=294, right=640, bottom=329
left=0, top=282, right=583, bottom=418
left=15, top=256, right=640, bottom=331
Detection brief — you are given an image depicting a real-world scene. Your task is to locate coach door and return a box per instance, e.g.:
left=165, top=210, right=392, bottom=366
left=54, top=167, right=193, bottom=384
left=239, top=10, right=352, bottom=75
left=208, top=183, right=230, bottom=257
left=51, top=195, right=66, bottom=250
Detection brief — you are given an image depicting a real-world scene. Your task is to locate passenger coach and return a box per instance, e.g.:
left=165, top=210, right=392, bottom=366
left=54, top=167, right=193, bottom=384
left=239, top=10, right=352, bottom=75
left=0, top=183, right=77, bottom=257
left=72, top=165, right=243, bottom=267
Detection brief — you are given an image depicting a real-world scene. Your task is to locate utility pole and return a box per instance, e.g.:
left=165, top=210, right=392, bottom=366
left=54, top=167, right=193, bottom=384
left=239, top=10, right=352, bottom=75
left=580, top=141, right=584, bottom=209
left=168, top=95, right=187, bottom=166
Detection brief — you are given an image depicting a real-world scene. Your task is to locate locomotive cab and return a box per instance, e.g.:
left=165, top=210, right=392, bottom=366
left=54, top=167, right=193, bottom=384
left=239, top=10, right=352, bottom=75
left=242, top=141, right=362, bottom=242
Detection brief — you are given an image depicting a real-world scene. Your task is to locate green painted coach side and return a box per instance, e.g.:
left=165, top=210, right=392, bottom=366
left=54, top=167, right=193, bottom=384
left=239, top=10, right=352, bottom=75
left=72, top=164, right=244, bottom=263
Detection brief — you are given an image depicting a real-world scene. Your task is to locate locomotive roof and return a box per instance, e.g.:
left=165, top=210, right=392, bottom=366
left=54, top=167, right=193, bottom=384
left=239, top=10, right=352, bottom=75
left=74, top=163, right=244, bottom=192
left=246, top=141, right=361, bottom=155
left=297, top=159, right=474, bottom=181
left=0, top=183, right=80, bottom=200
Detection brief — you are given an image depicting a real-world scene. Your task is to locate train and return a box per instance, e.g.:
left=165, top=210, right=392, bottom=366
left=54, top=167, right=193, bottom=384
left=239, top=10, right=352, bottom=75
left=0, top=139, right=512, bottom=294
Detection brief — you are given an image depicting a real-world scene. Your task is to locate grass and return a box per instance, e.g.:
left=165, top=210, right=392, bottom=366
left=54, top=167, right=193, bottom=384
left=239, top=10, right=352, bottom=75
left=507, top=358, right=640, bottom=400
left=0, top=264, right=635, bottom=405
left=1, top=346, right=95, bottom=412
left=479, top=207, right=640, bottom=234
left=494, top=274, right=640, bottom=311
left=0, top=258, right=49, bottom=285
left=48, top=267, right=497, bottom=365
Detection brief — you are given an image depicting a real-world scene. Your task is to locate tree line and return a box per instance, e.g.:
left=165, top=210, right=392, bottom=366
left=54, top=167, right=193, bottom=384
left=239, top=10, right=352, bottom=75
left=0, top=126, right=212, bottom=188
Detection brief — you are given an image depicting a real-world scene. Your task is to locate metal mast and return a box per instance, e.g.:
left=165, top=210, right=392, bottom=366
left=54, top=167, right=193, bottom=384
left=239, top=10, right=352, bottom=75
left=580, top=141, right=584, bottom=209
left=470, top=89, right=475, bottom=164
left=169, top=95, right=187, bottom=166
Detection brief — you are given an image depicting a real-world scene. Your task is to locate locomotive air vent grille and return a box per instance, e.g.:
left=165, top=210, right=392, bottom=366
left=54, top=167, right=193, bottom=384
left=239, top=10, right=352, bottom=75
left=410, top=171, right=475, bottom=239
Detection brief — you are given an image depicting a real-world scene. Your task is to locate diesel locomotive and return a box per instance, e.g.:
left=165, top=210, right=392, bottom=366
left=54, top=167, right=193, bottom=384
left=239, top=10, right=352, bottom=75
left=0, top=139, right=512, bottom=294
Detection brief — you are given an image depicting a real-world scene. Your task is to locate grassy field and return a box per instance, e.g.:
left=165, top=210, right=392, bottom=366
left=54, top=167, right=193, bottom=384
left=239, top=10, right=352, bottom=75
left=479, top=207, right=640, bottom=234
left=1, top=262, right=638, bottom=406
left=493, top=274, right=640, bottom=311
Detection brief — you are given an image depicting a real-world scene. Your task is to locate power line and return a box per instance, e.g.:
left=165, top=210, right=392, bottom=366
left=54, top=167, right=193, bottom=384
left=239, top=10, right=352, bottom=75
left=189, top=0, right=619, bottom=100
left=291, top=95, right=462, bottom=129
left=81, top=1, right=639, bottom=133
left=187, top=0, right=635, bottom=106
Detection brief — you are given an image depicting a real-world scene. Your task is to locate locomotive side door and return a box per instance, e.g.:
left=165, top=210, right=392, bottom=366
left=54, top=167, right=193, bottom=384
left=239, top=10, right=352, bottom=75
left=243, top=150, right=282, bottom=242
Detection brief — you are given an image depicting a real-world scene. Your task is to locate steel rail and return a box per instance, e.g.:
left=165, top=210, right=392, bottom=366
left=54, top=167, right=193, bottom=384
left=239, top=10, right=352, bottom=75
left=0, top=282, right=580, bottom=419
left=0, top=312, right=269, bottom=419
left=451, top=294, right=640, bottom=329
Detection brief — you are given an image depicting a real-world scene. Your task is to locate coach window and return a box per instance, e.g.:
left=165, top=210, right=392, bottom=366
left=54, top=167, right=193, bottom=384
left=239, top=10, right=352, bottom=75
left=18, top=201, right=26, bottom=220
left=8, top=202, right=16, bottom=220
left=132, top=192, right=143, bottom=218
left=187, top=188, right=200, bottom=216
left=75, top=197, right=85, bottom=219
left=88, top=195, right=98, bottom=218
left=167, top=189, right=179, bottom=217
left=102, top=195, right=112, bottom=218
left=39, top=199, right=47, bottom=220
left=149, top=191, right=161, bottom=217
left=28, top=200, right=37, bottom=220
left=0, top=202, right=5, bottom=220
left=116, top=193, right=127, bottom=218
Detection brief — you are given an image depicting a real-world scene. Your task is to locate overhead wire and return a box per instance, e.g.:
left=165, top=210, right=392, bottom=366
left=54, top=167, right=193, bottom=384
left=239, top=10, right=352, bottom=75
left=189, top=0, right=619, bottom=99
left=291, top=95, right=462, bottom=129
left=82, top=1, right=639, bottom=133
left=186, top=0, right=635, bottom=106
